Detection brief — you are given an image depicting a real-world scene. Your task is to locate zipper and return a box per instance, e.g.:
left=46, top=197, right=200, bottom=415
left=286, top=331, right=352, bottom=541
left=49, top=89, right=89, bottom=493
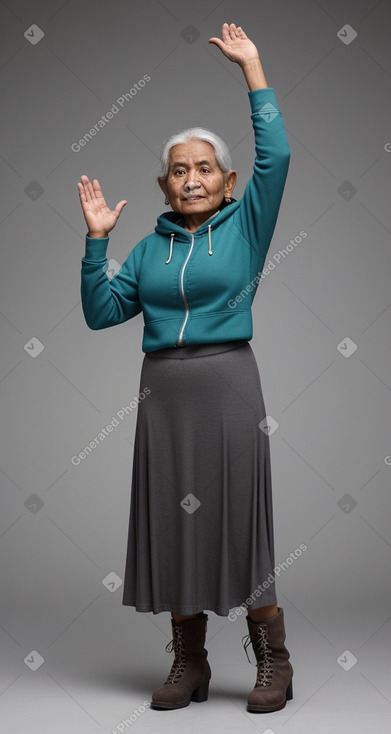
left=177, top=233, right=194, bottom=345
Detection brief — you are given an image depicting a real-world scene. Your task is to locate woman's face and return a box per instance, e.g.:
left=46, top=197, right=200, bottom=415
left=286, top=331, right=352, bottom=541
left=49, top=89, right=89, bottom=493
left=159, top=139, right=236, bottom=226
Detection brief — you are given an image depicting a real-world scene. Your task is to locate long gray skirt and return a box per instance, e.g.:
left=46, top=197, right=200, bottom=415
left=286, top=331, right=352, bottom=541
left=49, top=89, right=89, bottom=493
left=121, top=339, right=277, bottom=616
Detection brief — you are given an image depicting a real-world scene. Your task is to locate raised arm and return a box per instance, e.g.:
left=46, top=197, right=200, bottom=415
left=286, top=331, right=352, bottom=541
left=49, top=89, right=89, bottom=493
left=77, top=175, right=142, bottom=330
left=209, top=23, right=290, bottom=261
left=80, top=236, right=143, bottom=330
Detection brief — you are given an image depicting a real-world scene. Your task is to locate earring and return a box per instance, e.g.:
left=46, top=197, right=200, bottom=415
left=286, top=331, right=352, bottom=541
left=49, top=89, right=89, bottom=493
left=165, top=197, right=169, bottom=205
left=225, top=196, right=232, bottom=203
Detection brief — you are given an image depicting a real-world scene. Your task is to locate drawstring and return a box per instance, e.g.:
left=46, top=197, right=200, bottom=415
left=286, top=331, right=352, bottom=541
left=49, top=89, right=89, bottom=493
left=208, top=224, right=212, bottom=255
left=165, top=224, right=213, bottom=264
left=165, top=233, right=175, bottom=264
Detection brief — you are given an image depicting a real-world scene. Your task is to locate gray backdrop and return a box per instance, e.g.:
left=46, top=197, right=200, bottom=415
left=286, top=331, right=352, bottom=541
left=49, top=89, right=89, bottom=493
left=1, top=0, right=390, bottom=732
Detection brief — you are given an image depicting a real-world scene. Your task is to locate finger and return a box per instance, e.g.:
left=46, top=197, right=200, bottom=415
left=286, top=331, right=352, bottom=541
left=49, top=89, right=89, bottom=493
left=92, top=178, right=104, bottom=199
left=80, top=174, right=91, bottom=197
left=81, top=175, right=97, bottom=201
left=229, top=23, right=237, bottom=40
left=86, top=178, right=99, bottom=201
left=114, top=200, right=127, bottom=216
left=236, top=26, right=247, bottom=39
left=77, top=182, right=86, bottom=201
left=230, top=23, right=242, bottom=37
left=80, top=176, right=93, bottom=201
left=85, top=178, right=96, bottom=201
left=208, top=36, right=225, bottom=50
left=79, top=182, right=92, bottom=204
left=221, top=22, right=230, bottom=42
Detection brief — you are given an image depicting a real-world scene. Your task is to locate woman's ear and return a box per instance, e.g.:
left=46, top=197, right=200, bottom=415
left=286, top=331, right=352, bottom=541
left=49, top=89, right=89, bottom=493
left=224, top=169, right=237, bottom=198
left=158, top=176, right=168, bottom=197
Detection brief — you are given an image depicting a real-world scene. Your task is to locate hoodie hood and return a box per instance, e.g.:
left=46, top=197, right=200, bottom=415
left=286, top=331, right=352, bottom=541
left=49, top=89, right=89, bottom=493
left=155, top=196, right=238, bottom=264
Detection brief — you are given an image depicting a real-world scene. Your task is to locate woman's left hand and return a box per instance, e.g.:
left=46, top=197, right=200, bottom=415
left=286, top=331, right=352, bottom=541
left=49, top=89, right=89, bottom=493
left=208, top=23, right=260, bottom=67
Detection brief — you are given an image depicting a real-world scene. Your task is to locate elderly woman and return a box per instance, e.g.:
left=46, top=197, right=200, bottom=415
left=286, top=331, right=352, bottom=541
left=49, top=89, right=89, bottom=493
left=78, top=23, right=292, bottom=714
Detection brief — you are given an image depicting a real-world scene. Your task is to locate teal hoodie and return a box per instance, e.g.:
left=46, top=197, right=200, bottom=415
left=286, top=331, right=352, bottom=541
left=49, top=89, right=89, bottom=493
left=81, top=87, right=290, bottom=353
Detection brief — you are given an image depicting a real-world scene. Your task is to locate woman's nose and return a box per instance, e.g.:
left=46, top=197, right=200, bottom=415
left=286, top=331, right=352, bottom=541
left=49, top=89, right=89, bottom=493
left=184, top=179, right=200, bottom=190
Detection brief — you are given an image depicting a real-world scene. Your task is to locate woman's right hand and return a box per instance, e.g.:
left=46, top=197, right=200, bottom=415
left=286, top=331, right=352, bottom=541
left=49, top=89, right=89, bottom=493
left=77, top=174, right=127, bottom=237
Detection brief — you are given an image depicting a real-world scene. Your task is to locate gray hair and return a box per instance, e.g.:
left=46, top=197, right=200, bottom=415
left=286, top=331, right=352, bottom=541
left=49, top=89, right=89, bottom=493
left=158, top=127, right=232, bottom=179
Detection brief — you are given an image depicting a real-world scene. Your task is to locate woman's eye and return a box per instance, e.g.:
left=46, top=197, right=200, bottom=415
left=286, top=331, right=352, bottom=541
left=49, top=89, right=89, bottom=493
left=173, top=168, right=209, bottom=175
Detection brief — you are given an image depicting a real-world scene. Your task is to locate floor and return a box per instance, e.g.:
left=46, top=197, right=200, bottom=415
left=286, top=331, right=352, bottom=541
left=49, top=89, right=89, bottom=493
left=1, top=596, right=390, bottom=733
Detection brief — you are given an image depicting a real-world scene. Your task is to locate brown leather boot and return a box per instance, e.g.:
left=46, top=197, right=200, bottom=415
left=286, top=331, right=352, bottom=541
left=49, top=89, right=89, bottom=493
left=242, top=606, right=293, bottom=713
left=151, top=612, right=211, bottom=709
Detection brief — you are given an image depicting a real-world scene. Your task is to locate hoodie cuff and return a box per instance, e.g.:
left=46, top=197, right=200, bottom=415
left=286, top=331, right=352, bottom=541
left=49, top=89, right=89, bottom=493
left=84, top=235, right=109, bottom=261
left=248, top=86, right=279, bottom=114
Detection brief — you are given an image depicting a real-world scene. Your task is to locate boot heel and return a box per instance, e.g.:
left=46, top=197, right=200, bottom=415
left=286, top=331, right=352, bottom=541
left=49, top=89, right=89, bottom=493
left=286, top=679, right=293, bottom=701
left=191, top=679, right=209, bottom=703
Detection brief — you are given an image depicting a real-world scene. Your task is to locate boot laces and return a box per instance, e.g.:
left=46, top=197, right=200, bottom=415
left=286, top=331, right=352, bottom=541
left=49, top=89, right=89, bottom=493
left=164, top=625, right=187, bottom=684
left=242, top=626, right=274, bottom=687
